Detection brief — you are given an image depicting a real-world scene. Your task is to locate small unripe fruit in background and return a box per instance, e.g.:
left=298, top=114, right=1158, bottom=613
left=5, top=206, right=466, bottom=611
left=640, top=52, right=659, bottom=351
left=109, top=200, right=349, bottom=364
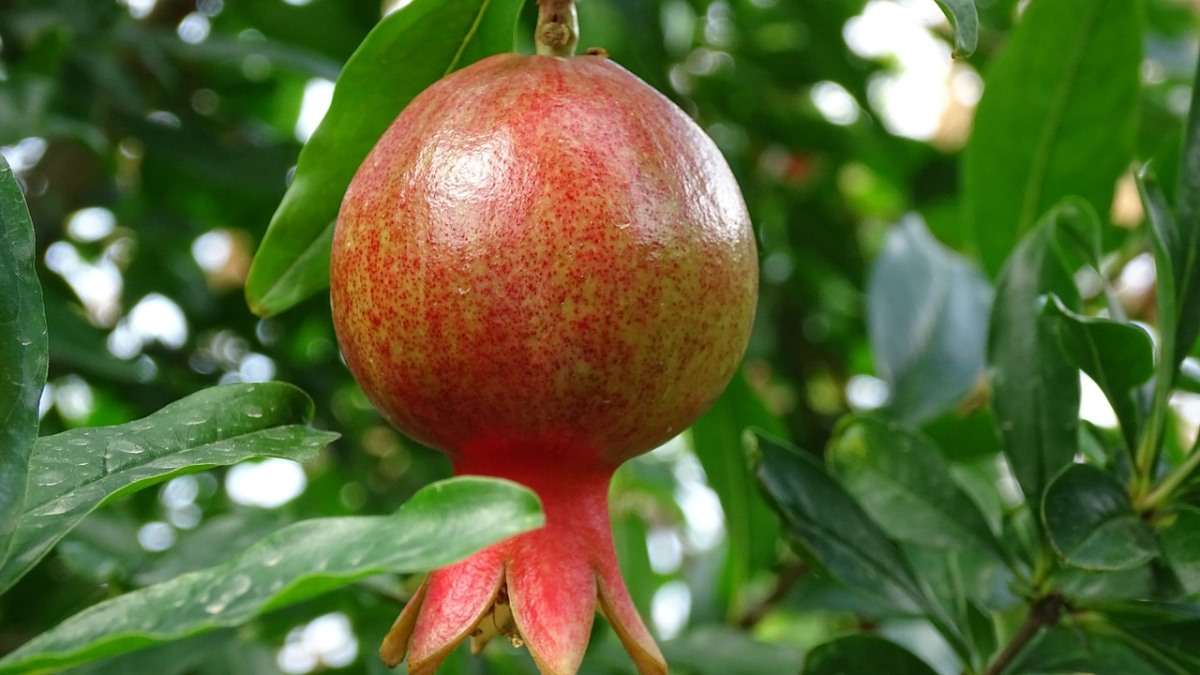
left=330, top=39, right=757, bottom=675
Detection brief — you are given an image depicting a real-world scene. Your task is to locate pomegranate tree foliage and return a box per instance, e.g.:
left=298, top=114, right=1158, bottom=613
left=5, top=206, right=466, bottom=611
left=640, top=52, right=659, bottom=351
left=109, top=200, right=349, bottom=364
left=2, top=0, right=1200, bottom=674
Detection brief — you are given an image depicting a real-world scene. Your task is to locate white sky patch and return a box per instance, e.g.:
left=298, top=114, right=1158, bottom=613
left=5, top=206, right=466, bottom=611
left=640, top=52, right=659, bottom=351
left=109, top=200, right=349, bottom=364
left=295, top=78, right=335, bottom=143
left=177, top=12, right=211, bottom=44
left=646, top=527, right=684, bottom=575
left=843, top=0, right=957, bottom=140
left=192, top=229, right=234, bottom=272
left=847, top=373, right=890, bottom=411
left=1079, top=373, right=1118, bottom=429
left=1171, top=392, right=1200, bottom=449
left=811, top=80, right=861, bottom=126
left=651, top=581, right=692, bottom=640
left=137, top=521, right=176, bottom=552
left=278, top=613, right=359, bottom=674
left=128, top=293, right=189, bottom=350
left=120, top=0, right=157, bottom=19
left=44, top=240, right=123, bottom=326
left=54, top=375, right=94, bottom=422
left=0, top=137, right=47, bottom=173
left=226, top=458, right=307, bottom=508
left=67, top=207, right=117, bottom=242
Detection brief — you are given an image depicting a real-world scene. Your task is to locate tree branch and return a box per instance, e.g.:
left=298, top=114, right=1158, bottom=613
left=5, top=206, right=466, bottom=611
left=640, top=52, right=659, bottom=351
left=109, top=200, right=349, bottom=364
left=983, top=593, right=1064, bottom=675
left=736, top=562, right=808, bottom=629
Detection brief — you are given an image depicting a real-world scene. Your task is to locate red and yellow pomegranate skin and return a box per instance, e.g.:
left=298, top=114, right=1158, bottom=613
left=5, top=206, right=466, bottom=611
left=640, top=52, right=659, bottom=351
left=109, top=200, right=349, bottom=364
left=331, top=53, right=756, bottom=675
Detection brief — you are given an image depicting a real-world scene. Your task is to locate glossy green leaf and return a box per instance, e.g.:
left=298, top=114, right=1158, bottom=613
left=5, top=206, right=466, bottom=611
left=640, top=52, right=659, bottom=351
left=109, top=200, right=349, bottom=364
left=1043, top=464, right=1158, bottom=571
left=988, top=210, right=1081, bottom=508
left=245, top=0, right=525, bottom=316
left=1052, top=564, right=1155, bottom=604
left=1099, top=602, right=1200, bottom=673
left=1007, top=627, right=1163, bottom=675
left=1136, top=168, right=1184, bottom=475
left=0, top=156, right=48, bottom=567
left=1173, top=56, right=1200, bottom=372
left=963, top=0, right=1142, bottom=276
left=1041, top=294, right=1154, bottom=452
left=65, top=631, right=234, bottom=675
left=0, top=477, right=542, bottom=674
left=690, top=371, right=782, bottom=617
left=932, top=0, right=978, bottom=58
left=751, top=430, right=928, bottom=614
left=827, top=416, right=1007, bottom=562
left=1159, top=505, right=1200, bottom=595
left=868, top=218, right=992, bottom=424
left=802, top=635, right=938, bottom=675
left=0, top=383, right=339, bottom=594
left=136, top=511, right=286, bottom=586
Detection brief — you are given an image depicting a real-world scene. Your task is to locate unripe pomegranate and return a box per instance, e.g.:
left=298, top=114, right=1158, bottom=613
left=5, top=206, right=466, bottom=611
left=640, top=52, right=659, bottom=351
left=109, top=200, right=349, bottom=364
left=330, top=6, right=756, bottom=673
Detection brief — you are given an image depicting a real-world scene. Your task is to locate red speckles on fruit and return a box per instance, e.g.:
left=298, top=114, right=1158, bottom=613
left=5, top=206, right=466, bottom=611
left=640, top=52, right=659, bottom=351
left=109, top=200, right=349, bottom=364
left=331, top=53, right=756, bottom=675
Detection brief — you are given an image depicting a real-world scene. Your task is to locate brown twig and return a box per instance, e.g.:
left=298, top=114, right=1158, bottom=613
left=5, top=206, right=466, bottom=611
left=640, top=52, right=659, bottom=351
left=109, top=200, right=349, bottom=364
left=982, top=593, right=1065, bottom=675
left=736, top=562, right=809, bottom=629
left=535, top=0, right=578, bottom=57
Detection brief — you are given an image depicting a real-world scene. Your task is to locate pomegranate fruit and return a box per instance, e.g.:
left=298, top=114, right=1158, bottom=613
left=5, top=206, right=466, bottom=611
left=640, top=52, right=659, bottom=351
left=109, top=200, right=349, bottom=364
left=329, top=6, right=756, bottom=673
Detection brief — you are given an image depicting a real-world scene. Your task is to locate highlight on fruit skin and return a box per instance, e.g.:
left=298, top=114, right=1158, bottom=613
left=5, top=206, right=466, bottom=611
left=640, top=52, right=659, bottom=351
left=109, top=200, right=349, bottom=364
left=329, top=46, right=757, bottom=675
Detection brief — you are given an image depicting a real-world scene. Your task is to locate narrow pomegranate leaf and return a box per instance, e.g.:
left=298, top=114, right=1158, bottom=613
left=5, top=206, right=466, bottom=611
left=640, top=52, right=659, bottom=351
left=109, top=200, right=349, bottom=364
left=1159, top=505, right=1200, bottom=595
left=751, top=431, right=933, bottom=616
left=867, top=218, right=992, bottom=424
left=244, top=0, right=525, bottom=317
left=803, top=635, right=938, bottom=675
left=963, top=0, right=1141, bottom=276
left=0, top=157, right=48, bottom=570
left=987, top=206, right=1081, bottom=510
left=1175, top=56, right=1200, bottom=372
left=826, top=415, right=1008, bottom=564
left=0, top=383, right=338, bottom=594
left=931, top=0, right=977, bottom=58
left=689, top=371, right=782, bottom=619
left=0, top=477, right=542, bottom=675
left=1040, top=294, right=1154, bottom=453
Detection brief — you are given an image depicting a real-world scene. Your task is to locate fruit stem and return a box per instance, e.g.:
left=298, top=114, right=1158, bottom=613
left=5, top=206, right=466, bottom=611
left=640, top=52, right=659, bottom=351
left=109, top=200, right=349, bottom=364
left=536, top=0, right=578, bottom=57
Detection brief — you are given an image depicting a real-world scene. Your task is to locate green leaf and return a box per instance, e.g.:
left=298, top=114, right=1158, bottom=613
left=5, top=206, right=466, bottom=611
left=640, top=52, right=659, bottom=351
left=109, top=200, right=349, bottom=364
left=689, top=371, right=782, bottom=617
left=1043, top=464, right=1158, bottom=571
left=136, top=511, right=286, bottom=586
left=751, top=430, right=928, bottom=614
left=1135, top=167, right=1185, bottom=476
left=244, top=0, right=525, bottom=317
left=57, top=513, right=145, bottom=585
left=0, top=383, right=339, bottom=594
left=0, top=476, right=542, bottom=674
left=868, top=218, right=992, bottom=424
left=660, top=627, right=802, bottom=675
left=0, top=157, right=48, bottom=568
left=1159, top=505, right=1200, bottom=595
left=802, top=635, right=938, bottom=675
left=1041, top=294, right=1154, bottom=452
left=1173, top=55, right=1200, bottom=371
left=827, top=415, right=1007, bottom=563
left=1007, top=627, right=1164, bottom=675
left=988, top=210, right=1081, bottom=508
left=1052, top=564, right=1155, bottom=604
left=963, top=0, right=1142, bottom=276
left=1099, top=602, right=1200, bottom=673
left=932, top=0, right=979, bottom=58
left=64, top=631, right=235, bottom=675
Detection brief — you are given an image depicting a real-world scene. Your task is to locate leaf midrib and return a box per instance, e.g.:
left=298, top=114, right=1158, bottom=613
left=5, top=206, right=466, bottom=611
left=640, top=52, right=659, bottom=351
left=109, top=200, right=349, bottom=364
left=1015, top=0, right=1108, bottom=236
left=26, top=424, right=321, bottom=515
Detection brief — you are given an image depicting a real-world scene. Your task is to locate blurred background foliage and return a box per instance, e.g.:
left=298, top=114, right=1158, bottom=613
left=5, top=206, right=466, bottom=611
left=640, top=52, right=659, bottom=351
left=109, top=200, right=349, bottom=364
left=2, top=0, right=1199, bottom=673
